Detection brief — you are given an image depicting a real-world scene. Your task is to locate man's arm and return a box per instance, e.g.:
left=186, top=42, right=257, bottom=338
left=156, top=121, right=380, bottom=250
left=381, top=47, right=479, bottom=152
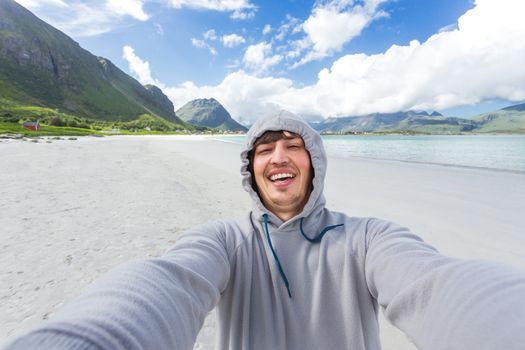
left=2, top=221, right=231, bottom=350
left=364, top=219, right=525, bottom=350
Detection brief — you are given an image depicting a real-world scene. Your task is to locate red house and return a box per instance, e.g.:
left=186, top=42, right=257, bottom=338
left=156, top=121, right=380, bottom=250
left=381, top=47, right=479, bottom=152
left=23, top=121, right=40, bottom=131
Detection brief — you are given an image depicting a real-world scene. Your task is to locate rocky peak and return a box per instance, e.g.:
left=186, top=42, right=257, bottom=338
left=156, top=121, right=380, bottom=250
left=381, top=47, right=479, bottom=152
left=176, top=98, right=247, bottom=131
left=144, top=84, right=176, bottom=117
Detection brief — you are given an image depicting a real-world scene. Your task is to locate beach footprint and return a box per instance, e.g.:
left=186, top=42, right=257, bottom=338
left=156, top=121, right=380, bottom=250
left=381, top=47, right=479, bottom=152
left=64, top=255, right=72, bottom=266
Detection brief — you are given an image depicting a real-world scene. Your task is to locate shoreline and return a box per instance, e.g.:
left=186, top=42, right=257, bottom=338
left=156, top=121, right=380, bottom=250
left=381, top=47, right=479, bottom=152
left=329, top=153, right=525, bottom=175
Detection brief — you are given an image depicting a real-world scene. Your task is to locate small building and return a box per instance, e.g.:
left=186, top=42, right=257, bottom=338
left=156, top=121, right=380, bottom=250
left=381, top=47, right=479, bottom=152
left=23, top=121, right=40, bottom=131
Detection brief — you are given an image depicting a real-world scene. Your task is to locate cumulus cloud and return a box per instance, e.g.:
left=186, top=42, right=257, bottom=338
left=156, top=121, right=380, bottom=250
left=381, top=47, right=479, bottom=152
left=122, top=45, right=162, bottom=86
left=164, top=71, right=293, bottom=123
left=243, top=42, right=282, bottom=73
left=222, top=34, right=245, bottom=48
left=293, top=0, right=388, bottom=66
left=163, top=0, right=525, bottom=121
left=297, top=0, right=525, bottom=116
left=167, top=0, right=256, bottom=20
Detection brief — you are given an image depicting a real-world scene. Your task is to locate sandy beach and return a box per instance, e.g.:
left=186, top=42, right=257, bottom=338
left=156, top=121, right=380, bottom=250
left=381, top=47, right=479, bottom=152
left=1, top=135, right=524, bottom=349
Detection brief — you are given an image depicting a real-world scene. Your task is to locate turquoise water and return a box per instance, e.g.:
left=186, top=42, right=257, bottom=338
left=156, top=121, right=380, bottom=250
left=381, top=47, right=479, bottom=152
left=213, top=135, right=525, bottom=173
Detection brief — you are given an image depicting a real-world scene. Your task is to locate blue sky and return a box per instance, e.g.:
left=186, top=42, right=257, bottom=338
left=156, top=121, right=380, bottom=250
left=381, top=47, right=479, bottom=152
left=15, top=0, right=525, bottom=123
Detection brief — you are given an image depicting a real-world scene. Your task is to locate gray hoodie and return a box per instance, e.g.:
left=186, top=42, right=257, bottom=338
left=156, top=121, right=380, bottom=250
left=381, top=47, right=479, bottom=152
left=4, top=111, right=525, bottom=350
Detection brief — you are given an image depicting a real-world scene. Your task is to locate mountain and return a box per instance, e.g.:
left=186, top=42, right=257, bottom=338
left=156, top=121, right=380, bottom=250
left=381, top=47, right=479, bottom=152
left=175, top=98, right=247, bottom=132
left=0, top=0, right=186, bottom=126
left=313, top=106, right=525, bottom=134
left=470, top=102, right=525, bottom=133
left=501, top=102, right=525, bottom=112
left=313, top=111, right=477, bottom=134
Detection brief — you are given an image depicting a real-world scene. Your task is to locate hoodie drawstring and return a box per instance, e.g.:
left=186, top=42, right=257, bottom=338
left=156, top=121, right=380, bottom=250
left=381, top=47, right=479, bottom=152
left=263, top=214, right=292, bottom=298
left=262, top=213, right=344, bottom=299
left=299, top=218, right=344, bottom=243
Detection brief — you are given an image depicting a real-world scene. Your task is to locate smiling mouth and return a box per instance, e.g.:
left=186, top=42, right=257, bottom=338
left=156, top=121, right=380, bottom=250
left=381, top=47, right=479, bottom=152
left=269, top=173, right=295, bottom=182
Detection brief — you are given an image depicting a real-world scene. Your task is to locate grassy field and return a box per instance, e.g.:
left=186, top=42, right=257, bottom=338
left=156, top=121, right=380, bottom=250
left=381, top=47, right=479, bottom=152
left=0, top=98, right=200, bottom=136
left=0, top=122, right=103, bottom=137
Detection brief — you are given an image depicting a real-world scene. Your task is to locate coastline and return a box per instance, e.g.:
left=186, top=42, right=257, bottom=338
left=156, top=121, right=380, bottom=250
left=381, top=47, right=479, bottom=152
left=1, top=136, right=524, bottom=349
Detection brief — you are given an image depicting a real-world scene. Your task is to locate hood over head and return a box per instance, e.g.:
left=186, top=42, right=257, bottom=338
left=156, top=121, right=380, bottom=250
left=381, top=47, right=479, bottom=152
left=240, top=110, right=327, bottom=226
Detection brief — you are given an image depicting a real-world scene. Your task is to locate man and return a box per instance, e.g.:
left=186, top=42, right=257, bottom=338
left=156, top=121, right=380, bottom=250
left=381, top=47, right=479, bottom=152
left=4, top=111, right=525, bottom=349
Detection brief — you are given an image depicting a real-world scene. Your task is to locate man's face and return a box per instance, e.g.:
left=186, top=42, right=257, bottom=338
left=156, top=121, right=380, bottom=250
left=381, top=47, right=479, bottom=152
left=252, top=132, right=312, bottom=221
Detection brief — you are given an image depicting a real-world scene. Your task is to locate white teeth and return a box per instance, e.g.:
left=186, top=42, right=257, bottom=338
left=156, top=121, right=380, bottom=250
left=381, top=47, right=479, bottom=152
left=270, top=173, right=295, bottom=181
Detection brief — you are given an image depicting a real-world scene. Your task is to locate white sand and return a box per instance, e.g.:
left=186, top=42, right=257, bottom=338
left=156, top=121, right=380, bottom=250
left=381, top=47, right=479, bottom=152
left=1, top=135, right=524, bottom=349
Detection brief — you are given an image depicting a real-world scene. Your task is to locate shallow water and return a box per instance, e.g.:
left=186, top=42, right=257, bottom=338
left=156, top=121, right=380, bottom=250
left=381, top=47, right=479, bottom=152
left=214, top=134, right=525, bottom=173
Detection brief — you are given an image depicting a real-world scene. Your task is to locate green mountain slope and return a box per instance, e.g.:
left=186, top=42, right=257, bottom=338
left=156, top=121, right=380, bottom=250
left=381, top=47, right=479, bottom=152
left=176, top=98, right=247, bottom=132
left=0, top=0, right=187, bottom=126
left=471, top=103, right=525, bottom=133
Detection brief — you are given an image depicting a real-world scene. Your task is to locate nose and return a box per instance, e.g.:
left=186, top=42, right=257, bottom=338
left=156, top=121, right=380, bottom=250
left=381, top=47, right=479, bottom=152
left=270, top=143, right=289, bottom=165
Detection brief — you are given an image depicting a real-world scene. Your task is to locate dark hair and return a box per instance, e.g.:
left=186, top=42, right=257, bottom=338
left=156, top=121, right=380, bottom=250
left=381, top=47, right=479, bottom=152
left=252, top=130, right=300, bottom=148
left=247, top=130, right=314, bottom=193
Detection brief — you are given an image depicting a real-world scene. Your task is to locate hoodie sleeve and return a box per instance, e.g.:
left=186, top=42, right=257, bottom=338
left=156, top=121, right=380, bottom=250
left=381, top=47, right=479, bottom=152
left=364, top=218, right=525, bottom=350
left=2, top=221, right=231, bottom=350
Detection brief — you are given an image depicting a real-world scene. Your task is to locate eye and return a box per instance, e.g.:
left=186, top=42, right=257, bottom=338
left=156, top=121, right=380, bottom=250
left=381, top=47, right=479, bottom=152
left=256, top=147, right=272, bottom=155
left=288, top=143, right=301, bottom=150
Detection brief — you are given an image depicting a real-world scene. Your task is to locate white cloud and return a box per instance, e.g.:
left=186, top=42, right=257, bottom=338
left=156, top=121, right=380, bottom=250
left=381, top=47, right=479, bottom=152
left=16, top=0, right=257, bottom=37
left=122, top=45, right=161, bottom=86
left=243, top=42, right=282, bottom=73
left=191, top=38, right=217, bottom=55
left=164, top=71, right=293, bottom=122
left=275, top=15, right=301, bottom=41
left=167, top=0, right=256, bottom=20
left=262, top=24, right=272, bottom=35
left=203, top=29, right=217, bottom=40
left=295, top=0, right=388, bottom=65
left=23, top=0, right=525, bottom=123
left=298, top=0, right=525, bottom=116
left=54, top=4, right=121, bottom=36
left=222, top=34, right=245, bottom=48
left=106, top=0, right=149, bottom=21
left=15, top=0, right=150, bottom=37
left=163, top=0, right=525, bottom=122
left=193, top=30, right=221, bottom=55
left=15, top=0, right=67, bottom=7
left=438, top=23, right=458, bottom=33
left=284, top=38, right=310, bottom=60
left=168, top=0, right=251, bottom=11
left=154, top=23, right=164, bottom=35
left=191, top=38, right=207, bottom=49
left=230, top=8, right=256, bottom=20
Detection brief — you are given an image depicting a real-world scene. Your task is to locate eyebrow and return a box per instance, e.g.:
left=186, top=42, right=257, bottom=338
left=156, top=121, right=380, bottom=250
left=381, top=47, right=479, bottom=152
left=256, top=137, right=302, bottom=146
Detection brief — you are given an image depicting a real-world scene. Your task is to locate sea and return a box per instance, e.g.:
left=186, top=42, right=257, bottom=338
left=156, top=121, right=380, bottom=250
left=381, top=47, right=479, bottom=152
left=213, top=134, right=525, bottom=173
